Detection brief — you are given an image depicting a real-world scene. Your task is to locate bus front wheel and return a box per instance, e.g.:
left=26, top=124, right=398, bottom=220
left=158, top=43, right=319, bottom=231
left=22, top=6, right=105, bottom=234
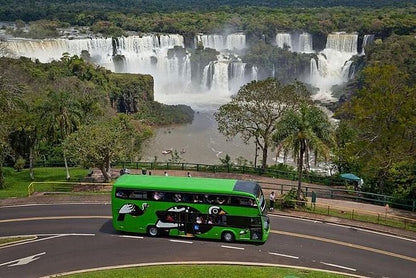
left=148, top=226, right=158, bottom=237
left=222, top=231, right=235, bottom=243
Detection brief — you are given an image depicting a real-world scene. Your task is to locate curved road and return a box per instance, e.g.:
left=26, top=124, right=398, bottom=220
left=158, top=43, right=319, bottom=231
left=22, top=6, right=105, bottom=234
left=0, top=203, right=415, bottom=278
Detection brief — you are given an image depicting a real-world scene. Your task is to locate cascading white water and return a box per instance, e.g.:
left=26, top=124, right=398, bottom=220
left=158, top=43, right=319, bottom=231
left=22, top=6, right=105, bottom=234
left=298, top=32, right=313, bottom=53
left=4, top=31, right=362, bottom=106
left=195, top=33, right=246, bottom=51
left=5, top=37, right=114, bottom=63
left=275, top=32, right=313, bottom=53
left=309, top=32, right=358, bottom=101
left=361, top=34, right=375, bottom=55
left=3, top=31, right=365, bottom=165
left=275, top=33, right=292, bottom=50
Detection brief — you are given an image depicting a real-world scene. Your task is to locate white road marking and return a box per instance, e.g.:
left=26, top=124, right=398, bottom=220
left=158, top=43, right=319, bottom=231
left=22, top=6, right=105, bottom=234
left=0, top=234, right=95, bottom=249
left=326, top=222, right=416, bottom=243
left=272, top=214, right=416, bottom=243
left=320, top=261, right=356, bottom=272
left=268, top=252, right=299, bottom=259
left=169, top=239, right=193, bottom=244
left=221, top=245, right=244, bottom=250
left=0, top=252, right=46, bottom=267
left=120, top=235, right=144, bottom=239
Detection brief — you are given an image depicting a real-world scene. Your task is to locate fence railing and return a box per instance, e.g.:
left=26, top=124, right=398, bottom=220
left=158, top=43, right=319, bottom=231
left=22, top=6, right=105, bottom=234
left=278, top=199, right=416, bottom=232
left=259, top=181, right=416, bottom=212
left=111, top=161, right=346, bottom=186
left=18, top=160, right=415, bottom=211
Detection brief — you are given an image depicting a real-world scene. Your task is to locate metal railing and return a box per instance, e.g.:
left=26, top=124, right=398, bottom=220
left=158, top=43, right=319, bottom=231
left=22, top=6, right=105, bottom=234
left=276, top=199, right=416, bottom=232
left=19, top=160, right=415, bottom=211
left=259, top=182, right=416, bottom=212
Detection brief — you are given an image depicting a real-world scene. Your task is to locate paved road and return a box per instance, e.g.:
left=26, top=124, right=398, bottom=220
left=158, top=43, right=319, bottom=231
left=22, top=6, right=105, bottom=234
left=0, top=203, right=415, bottom=278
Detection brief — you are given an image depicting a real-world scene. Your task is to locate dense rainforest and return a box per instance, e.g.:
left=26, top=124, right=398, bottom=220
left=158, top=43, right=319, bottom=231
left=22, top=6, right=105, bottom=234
left=1, top=0, right=415, bottom=20
left=1, top=1, right=415, bottom=202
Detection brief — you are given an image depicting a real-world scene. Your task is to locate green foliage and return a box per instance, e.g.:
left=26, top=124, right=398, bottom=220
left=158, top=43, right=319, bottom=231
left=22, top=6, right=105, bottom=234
left=219, top=154, right=232, bottom=167
left=281, top=188, right=306, bottom=209
left=243, top=42, right=315, bottom=83
left=273, top=103, right=334, bottom=199
left=268, top=163, right=295, bottom=172
left=235, top=156, right=248, bottom=167
left=90, top=21, right=126, bottom=37
left=215, top=78, right=311, bottom=169
left=64, top=114, right=152, bottom=181
left=109, top=73, right=154, bottom=114
left=365, top=35, right=416, bottom=86
left=14, top=157, right=25, bottom=172
left=134, top=102, right=194, bottom=125
left=335, top=65, right=416, bottom=197
left=0, top=55, right=191, bottom=187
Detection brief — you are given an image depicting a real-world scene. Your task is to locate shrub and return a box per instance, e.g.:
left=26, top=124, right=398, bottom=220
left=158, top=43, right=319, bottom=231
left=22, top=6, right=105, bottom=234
left=14, top=157, right=26, bottom=172
left=281, top=188, right=307, bottom=209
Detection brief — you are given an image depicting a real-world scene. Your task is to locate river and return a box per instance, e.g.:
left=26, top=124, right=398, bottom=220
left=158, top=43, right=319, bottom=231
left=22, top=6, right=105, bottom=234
left=141, top=111, right=277, bottom=166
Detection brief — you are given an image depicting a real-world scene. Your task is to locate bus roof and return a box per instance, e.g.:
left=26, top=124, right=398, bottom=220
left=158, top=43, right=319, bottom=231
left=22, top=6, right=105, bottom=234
left=113, top=175, right=260, bottom=197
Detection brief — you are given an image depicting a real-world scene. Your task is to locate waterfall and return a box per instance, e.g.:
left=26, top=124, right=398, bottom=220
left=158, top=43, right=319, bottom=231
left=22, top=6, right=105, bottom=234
left=298, top=32, right=313, bottom=53
left=228, top=61, right=247, bottom=93
left=4, top=31, right=361, bottom=107
left=275, top=32, right=313, bottom=53
left=275, top=33, right=292, bottom=50
left=326, top=32, right=358, bottom=53
left=195, top=33, right=246, bottom=51
left=361, top=34, right=375, bottom=55
left=309, top=32, right=358, bottom=101
left=5, top=37, right=114, bottom=63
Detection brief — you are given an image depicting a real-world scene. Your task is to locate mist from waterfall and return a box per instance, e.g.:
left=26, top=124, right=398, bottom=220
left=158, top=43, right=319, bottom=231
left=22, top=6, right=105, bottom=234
left=310, top=32, right=358, bottom=101
left=4, top=31, right=371, bottom=106
left=3, top=31, right=372, bottom=165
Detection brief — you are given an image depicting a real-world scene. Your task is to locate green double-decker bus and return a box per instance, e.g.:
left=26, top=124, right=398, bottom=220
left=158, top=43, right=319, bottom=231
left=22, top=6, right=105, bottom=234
left=111, top=174, right=270, bottom=243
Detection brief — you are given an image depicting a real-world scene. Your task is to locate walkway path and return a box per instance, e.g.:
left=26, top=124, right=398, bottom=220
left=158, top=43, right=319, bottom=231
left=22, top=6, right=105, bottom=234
left=1, top=168, right=415, bottom=239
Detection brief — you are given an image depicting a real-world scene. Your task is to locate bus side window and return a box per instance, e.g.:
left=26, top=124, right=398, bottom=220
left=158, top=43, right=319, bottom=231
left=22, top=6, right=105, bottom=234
left=193, top=194, right=203, bottom=203
left=115, top=190, right=127, bottom=199
left=182, top=193, right=192, bottom=203
left=153, top=191, right=163, bottom=200
left=230, top=196, right=240, bottom=205
left=128, top=191, right=147, bottom=200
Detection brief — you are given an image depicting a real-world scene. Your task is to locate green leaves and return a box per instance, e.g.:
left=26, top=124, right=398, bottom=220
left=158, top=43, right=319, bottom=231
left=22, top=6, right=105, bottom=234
left=336, top=65, right=416, bottom=195
left=273, top=103, right=334, bottom=199
left=215, top=78, right=311, bottom=169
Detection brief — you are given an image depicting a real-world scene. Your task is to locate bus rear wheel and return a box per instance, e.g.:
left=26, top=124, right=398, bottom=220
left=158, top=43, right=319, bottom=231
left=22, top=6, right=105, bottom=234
left=148, top=226, right=158, bottom=237
left=222, top=231, right=235, bottom=243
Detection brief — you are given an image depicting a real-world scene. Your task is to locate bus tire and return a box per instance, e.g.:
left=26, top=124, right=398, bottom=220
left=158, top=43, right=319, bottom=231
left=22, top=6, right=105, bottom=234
left=222, top=231, right=235, bottom=243
left=148, top=225, right=158, bottom=237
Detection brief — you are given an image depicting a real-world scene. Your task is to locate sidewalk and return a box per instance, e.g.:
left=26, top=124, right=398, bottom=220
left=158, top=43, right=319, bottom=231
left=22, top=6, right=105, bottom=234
left=1, top=168, right=415, bottom=239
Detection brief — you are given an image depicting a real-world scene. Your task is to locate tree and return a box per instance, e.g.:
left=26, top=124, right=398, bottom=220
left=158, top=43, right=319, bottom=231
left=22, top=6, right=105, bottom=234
left=273, top=104, right=334, bottom=200
left=0, top=73, right=24, bottom=189
left=335, top=65, right=416, bottom=194
left=40, top=89, right=82, bottom=180
left=64, top=115, right=152, bottom=182
left=215, top=78, right=310, bottom=169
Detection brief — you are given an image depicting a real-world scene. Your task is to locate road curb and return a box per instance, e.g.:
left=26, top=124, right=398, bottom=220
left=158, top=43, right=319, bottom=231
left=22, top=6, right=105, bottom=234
left=41, top=261, right=368, bottom=278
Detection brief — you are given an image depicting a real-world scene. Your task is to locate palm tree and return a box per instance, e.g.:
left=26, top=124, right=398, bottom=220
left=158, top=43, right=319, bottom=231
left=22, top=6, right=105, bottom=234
left=40, top=89, right=82, bottom=180
left=273, top=104, right=334, bottom=200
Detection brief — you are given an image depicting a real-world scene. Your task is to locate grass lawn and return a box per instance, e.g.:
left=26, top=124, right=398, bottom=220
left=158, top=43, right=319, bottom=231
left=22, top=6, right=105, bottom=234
left=62, top=265, right=350, bottom=278
left=0, top=236, right=37, bottom=246
left=0, top=167, right=88, bottom=198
